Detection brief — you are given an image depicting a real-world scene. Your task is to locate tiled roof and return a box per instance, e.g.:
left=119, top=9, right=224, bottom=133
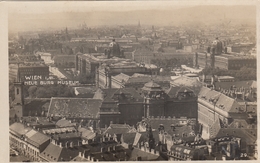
left=52, top=132, right=81, bottom=140
left=121, top=132, right=145, bottom=145
left=22, top=117, right=55, bottom=126
left=170, top=145, right=196, bottom=157
left=113, top=73, right=130, bottom=83
left=166, top=86, right=195, bottom=98
left=9, top=122, right=32, bottom=137
left=126, top=76, right=170, bottom=87
left=129, top=148, right=164, bottom=161
left=214, top=128, right=257, bottom=146
left=80, top=128, right=96, bottom=140
left=144, top=81, right=161, bottom=88
left=70, top=155, right=90, bottom=162
left=104, top=124, right=136, bottom=135
left=198, top=87, right=241, bottom=113
left=25, top=130, right=50, bottom=148
left=42, top=127, right=76, bottom=135
left=56, top=119, right=77, bottom=128
left=48, top=98, right=102, bottom=118
left=215, top=80, right=255, bottom=90
left=228, top=119, right=249, bottom=129
left=40, top=143, right=79, bottom=162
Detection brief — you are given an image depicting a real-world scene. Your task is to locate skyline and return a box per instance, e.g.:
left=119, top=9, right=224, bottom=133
left=8, top=4, right=256, bottom=33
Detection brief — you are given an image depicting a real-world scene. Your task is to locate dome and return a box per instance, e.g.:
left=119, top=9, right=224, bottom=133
left=211, top=37, right=221, bottom=47
left=109, top=39, right=119, bottom=47
left=211, top=37, right=223, bottom=55
left=108, top=39, right=121, bottom=57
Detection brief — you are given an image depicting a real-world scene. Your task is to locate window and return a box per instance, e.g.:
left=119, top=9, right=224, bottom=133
left=16, top=88, right=19, bottom=95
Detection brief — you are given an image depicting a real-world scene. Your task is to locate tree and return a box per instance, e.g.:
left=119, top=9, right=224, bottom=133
left=199, top=66, right=256, bottom=81
left=28, top=86, right=37, bottom=98
left=35, top=87, right=47, bottom=98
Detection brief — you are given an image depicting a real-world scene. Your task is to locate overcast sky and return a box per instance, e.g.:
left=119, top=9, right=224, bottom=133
left=8, top=1, right=256, bottom=14
left=7, top=1, right=257, bottom=32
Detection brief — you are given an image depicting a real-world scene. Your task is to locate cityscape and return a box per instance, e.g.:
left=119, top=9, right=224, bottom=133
left=8, top=3, right=257, bottom=162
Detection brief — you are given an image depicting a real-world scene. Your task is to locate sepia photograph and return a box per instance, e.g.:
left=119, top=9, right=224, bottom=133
left=6, top=1, right=257, bottom=162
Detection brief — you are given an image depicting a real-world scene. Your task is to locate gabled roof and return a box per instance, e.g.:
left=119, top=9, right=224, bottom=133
left=80, top=129, right=96, bottom=140
left=198, top=87, right=241, bottom=113
left=113, top=73, right=130, bottom=83
left=40, top=143, right=79, bottom=162
left=228, top=119, right=249, bottom=129
left=48, top=98, right=102, bottom=118
left=25, top=129, right=50, bottom=148
left=214, top=128, right=257, bottom=146
left=121, top=132, right=145, bottom=145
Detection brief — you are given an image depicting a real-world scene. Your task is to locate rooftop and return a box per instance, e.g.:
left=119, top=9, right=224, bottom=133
left=48, top=97, right=103, bottom=118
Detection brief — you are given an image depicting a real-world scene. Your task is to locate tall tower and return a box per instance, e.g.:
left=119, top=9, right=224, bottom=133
left=142, top=81, right=166, bottom=118
left=13, top=82, right=24, bottom=105
left=12, top=81, right=24, bottom=118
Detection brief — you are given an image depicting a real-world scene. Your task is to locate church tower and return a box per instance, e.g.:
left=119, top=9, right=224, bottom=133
left=12, top=81, right=24, bottom=118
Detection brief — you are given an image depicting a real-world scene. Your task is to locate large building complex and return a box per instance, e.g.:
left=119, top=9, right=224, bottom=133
left=194, top=38, right=256, bottom=70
